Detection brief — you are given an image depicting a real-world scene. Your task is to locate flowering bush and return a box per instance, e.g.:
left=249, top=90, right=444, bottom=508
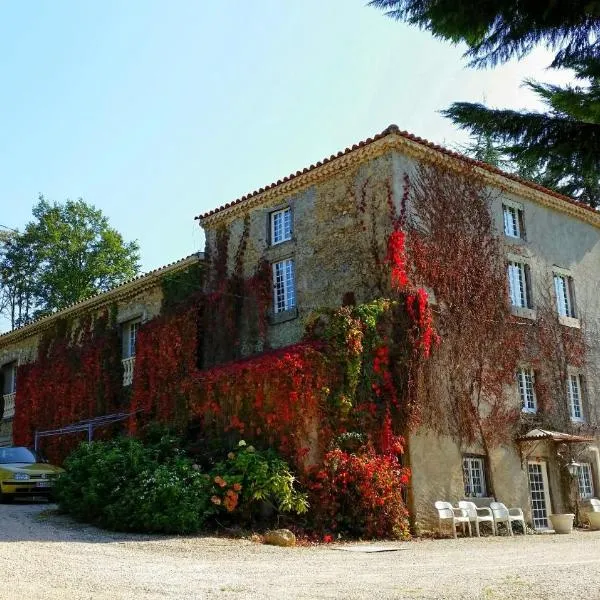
left=306, top=447, right=410, bottom=540
left=208, top=440, right=308, bottom=520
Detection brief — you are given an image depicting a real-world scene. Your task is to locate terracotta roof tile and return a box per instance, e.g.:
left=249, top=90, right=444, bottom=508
left=195, top=124, right=597, bottom=222
left=0, top=253, right=203, bottom=341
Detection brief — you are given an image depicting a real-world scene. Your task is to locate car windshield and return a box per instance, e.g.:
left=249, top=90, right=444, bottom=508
left=0, top=447, right=38, bottom=464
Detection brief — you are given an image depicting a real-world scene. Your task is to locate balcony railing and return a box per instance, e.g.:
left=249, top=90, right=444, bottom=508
left=122, top=356, right=135, bottom=387
left=2, top=392, right=16, bottom=420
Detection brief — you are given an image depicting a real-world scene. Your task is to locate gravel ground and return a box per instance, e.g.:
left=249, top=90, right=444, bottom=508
left=2, top=503, right=600, bottom=600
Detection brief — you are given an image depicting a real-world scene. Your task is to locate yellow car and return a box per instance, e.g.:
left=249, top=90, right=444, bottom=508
left=0, top=447, right=64, bottom=502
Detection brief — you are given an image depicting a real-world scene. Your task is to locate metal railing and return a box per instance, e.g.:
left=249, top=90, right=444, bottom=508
left=122, top=356, right=135, bottom=387
left=2, top=392, right=15, bottom=419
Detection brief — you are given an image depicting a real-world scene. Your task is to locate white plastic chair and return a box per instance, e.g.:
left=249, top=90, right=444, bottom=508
left=434, top=501, right=472, bottom=538
left=580, top=498, right=600, bottom=524
left=458, top=500, right=496, bottom=537
left=489, top=501, right=527, bottom=535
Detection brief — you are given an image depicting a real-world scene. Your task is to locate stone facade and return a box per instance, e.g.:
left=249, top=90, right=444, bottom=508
left=199, top=126, right=600, bottom=533
left=0, top=254, right=203, bottom=446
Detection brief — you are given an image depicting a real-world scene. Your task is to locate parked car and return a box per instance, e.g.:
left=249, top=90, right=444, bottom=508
left=0, top=447, right=63, bottom=502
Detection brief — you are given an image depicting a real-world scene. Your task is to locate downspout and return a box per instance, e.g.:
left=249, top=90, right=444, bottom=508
left=589, top=446, right=600, bottom=493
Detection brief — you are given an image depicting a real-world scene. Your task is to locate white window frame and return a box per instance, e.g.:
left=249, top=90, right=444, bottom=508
left=554, top=273, right=576, bottom=318
left=508, top=261, right=530, bottom=308
left=2, top=363, right=17, bottom=395
left=567, top=373, right=584, bottom=422
left=272, top=258, right=296, bottom=314
left=503, top=203, right=523, bottom=239
left=462, top=456, right=487, bottom=498
left=577, top=463, right=594, bottom=499
left=270, top=207, right=292, bottom=246
left=122, top=319, right=141, bottom=359
left=517, top=368, right=537, bottom=413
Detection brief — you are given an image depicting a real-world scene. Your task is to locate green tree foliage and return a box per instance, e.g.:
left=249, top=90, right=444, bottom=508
left=444, top=58, right=600, bottom=205
left=370, top=0, right=600, bottom=206
left=0, top=196, right=140, bottom=328
left=368, top=0, right=600, bottom=68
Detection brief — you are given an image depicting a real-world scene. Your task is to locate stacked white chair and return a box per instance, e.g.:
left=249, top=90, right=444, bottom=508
left=489, top=502, right=527, bottom=535
left=434, top=501, right=472, bottom=538
left=458, top=500, right=496, bottom=536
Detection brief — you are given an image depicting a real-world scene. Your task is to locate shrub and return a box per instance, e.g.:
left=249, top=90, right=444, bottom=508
left=208, top=440, right=308, bottom=519
left=55, top=434, right=307, bottom=534
left=55, top=436, right=211, bottom=534
left=306, top=448, right=410, bottom=539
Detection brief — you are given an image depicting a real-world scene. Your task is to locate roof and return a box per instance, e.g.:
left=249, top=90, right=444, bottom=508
left=196, top=124, right=600, bottom=228
left=517, top=428, right=595, bottom=444
left=0, top=253, right=204, bottom=345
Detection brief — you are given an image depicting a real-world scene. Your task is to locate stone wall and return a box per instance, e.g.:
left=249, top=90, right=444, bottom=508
left=202, top=145, right=600, bottom=531
left=0, top=275, right=173, bottom=446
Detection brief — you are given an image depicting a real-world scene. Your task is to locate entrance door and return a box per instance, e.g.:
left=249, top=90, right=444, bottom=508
left=527, top=461, right=552, bottom=529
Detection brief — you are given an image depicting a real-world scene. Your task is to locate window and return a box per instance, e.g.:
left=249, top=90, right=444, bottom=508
left=270, top=207, right=292, bottom=245
left=577, top=463, right=594, bottom=499
left=272, top=259, right=296, bottom=313
left=122, top=319, right=141, bottom=359
left=1, top=363, right=16, bottom=395
left=507, top=261, right=531, bottom=308
left=463, top=456, right=487, bottom=498
left=567, top=373, right=584, bottom=422
left=517, top=368, right=537, bottom=413
left=554, top=274, right=576, bottom=318
left=503, top=204, right=524, bottom=239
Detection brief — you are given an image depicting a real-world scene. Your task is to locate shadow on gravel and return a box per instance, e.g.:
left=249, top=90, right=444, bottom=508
left=0, top=502, right=194, bottom=544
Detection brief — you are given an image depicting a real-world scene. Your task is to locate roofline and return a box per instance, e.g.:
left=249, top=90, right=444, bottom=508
left=0, top=253, right=204, bottom=345
left=196, top=124, right=600, bottom=229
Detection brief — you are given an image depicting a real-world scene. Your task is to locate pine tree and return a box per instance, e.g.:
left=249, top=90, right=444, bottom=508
left=369, top=0, right=600, bottom=68
left=370, top=0, right=600, bottom=206
left=444, top=57, right=600, bottom=206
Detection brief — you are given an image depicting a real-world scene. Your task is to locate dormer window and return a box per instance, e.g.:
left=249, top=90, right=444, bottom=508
left=270, top=208, right=292, bottom=245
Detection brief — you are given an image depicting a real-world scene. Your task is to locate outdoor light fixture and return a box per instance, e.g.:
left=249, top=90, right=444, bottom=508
left=567, top=460, right=581, bottom=477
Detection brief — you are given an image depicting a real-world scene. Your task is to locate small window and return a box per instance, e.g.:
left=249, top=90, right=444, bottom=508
left=1, top=362, right=17, bottom=396
left=507, top=261, right=532, bottom=308
left=270, top=208, right=292, bottom=245
left=272, top=259, right=296, bottom=313
left=122, top=319, right=141, bottom=359
left=567, top=373, right=584, bottom=422
left=462, top=456, right=487, bottom=498
left=517, top=368, right=537, bottom=413
left=577, top=463, right=594, bottom=499
left=554, top=274, right=576, bottom=318
left=503, top=204, right=524, bottom=239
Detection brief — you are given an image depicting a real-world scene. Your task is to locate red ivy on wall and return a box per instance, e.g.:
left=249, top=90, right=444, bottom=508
left=13, top=311, right=121, bottom=463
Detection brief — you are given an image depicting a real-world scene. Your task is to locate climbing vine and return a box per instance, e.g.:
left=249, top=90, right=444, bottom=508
left=13, top=309, right=122, bottom=463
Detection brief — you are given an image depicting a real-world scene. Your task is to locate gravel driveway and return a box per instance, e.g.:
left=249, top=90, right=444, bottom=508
left=2, top=502, right=600, bottom=599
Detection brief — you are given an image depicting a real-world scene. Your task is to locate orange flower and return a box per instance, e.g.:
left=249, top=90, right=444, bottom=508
left=233, top=483, right=242, bottom=492
left=211, top=496, right=221, bottom=505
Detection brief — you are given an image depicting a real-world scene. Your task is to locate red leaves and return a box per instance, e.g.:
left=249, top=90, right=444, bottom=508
left=306, top=448, right=410, bottom=539
left=13, top=312, right=121, bottom=464
left=386, top=229, right=409, bottom=291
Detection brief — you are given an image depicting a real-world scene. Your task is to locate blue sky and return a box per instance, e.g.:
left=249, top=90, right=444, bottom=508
left=0, top=1, right=572, bottom=275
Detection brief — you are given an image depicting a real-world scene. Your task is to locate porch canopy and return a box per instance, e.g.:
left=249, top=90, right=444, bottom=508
left=517, top=428, right=594, bottom=444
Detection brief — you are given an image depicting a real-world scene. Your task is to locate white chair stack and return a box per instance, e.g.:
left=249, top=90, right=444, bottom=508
left=434, top=501, right=472, bottom=538
left=489, top=501, right=527, bottom=535
left=458, top=500, right=496, bottom=537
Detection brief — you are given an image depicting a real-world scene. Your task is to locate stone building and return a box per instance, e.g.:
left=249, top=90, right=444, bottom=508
left=2, top=124, right=599, bottom=533
left=196, top=125, right=600, bottom=532
left=0, top=254, right=202, bottom=447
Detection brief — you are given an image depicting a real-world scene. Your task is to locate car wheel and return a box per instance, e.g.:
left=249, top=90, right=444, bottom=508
left=0, top=491, right=14, bottom=504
